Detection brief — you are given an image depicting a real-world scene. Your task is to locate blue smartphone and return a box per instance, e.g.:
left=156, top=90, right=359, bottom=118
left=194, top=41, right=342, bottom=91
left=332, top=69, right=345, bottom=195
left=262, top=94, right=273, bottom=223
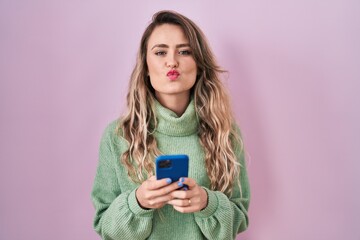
left=156, top=154, right=189, bottom=186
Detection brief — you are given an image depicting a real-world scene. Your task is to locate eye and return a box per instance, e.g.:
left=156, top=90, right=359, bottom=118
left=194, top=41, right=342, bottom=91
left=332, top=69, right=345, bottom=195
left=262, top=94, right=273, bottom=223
left=155, top=51, right=166, bottom=56
left=179, top=50, right=192, bottom=55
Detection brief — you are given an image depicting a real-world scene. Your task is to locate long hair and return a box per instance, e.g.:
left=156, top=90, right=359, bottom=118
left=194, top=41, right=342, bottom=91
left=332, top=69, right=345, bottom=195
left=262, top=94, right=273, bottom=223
left=118, top=10, right=243, bottom=195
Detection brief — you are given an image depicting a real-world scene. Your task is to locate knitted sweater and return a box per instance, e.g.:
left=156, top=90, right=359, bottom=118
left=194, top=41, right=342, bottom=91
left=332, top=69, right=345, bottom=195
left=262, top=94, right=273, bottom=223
left=91, top=99, right=250, bottom=240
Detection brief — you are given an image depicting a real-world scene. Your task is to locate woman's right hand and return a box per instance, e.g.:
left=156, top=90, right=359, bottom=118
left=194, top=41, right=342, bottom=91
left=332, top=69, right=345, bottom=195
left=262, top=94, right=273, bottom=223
left=135, top=176, right=179, bottom=209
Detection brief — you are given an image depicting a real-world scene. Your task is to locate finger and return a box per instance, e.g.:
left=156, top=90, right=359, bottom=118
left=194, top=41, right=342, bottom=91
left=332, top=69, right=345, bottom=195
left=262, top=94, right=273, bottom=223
left=177, top=177, right=197, bottom=189
left=170, top=189, right=194, bottom=199
left=146, top=182, right=180, bottom=199
left=167, top=198, right=191, bottom=207
left=147, top=194, right=173, bottom=207
left=147, top=177, right=173, bottom=190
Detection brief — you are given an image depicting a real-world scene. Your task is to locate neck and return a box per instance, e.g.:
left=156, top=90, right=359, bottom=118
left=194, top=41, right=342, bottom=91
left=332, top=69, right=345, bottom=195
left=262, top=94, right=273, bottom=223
left=155, top=92, right=190, bottom=117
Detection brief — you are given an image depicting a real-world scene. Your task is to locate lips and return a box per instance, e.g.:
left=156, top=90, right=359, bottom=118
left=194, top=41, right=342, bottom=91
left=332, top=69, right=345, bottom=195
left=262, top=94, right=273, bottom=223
left=167, top=70, right=180, bottom=80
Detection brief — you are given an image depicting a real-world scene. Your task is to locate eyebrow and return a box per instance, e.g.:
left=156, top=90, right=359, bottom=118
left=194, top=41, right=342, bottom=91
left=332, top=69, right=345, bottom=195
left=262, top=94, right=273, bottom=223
left=151, top=43, right=191, bottom=50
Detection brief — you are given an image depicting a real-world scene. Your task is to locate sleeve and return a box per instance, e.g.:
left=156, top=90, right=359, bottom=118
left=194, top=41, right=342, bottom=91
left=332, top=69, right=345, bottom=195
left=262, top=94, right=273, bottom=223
left=91, top=123, right=155, bottom=240
left=194, top=128, right=250, bottom=240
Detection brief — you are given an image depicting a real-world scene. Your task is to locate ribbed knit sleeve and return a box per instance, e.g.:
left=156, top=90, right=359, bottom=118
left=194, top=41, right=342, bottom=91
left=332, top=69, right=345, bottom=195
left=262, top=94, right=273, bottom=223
left=91, top=123, right=154, bottom=240
left=194, top=129, right=250, bottom=240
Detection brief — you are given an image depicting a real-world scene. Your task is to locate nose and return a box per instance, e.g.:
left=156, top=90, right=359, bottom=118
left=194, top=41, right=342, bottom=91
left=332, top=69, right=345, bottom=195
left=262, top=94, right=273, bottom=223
left=166, top=53, right=178, bottom=68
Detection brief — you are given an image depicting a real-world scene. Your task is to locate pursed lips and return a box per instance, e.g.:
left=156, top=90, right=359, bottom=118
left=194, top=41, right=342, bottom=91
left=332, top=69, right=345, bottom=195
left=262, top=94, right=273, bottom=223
left=167, top=70, right=180, bottom=80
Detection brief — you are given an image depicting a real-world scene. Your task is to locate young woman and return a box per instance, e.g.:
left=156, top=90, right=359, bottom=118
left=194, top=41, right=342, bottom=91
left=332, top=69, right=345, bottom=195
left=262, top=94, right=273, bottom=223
left=91, top=10, right=250, bottom=240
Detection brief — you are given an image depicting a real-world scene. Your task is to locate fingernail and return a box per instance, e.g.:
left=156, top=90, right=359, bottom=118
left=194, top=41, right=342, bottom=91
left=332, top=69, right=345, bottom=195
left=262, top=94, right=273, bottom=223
left=178, top=182, right=183, bottom=187
left=180, top=177, right=185, bottom=183
left=183, top=186, right=188, bottom=191
left=166, top=178, right=172, bottom=184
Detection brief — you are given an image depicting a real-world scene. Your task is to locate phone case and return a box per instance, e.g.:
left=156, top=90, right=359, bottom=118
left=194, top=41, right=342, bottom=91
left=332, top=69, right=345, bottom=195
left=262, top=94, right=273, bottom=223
left=156, top=154, right=189, bottom=182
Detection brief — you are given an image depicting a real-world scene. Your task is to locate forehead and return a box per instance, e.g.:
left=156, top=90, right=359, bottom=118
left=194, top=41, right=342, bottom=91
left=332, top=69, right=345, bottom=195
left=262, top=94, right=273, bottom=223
left=147, top=24, right=189, bottom=47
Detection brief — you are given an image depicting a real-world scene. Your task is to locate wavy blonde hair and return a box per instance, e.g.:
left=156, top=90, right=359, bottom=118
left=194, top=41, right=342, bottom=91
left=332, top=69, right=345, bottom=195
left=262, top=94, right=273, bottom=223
left=118, top=10, right=243, bottom=195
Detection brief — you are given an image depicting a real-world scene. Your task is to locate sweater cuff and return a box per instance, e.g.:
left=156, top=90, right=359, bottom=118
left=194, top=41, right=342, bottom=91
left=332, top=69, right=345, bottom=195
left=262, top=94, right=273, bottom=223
left=194, top=187, right=218, bottom=218
left=128, top=188, right=154, bottom=217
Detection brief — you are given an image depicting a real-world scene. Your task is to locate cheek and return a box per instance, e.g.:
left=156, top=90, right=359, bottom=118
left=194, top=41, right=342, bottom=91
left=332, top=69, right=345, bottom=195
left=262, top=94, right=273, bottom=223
left=188, top=61, right=198, bottom=77
left=180, top=57, right=196, bottom=70
left=146, top=56, right=162, bottom=75
left=146, top=59, right=153, bottom=74
left=146, top=56, right=155, bottom=74
left=188, top=59, right=197, bottom=72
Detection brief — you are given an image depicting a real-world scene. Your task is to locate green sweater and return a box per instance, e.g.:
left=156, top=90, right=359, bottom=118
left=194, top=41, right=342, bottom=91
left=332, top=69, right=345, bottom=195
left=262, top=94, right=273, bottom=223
left=91, top=99, right=250, bottom=240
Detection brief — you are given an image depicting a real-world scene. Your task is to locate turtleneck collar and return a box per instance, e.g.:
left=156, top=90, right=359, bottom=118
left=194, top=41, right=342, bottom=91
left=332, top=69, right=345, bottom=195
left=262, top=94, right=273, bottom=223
left=154, top=98, right=199, bottom=136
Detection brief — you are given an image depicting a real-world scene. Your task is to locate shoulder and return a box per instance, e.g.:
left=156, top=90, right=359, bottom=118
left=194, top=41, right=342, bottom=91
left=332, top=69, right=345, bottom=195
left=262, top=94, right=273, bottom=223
left=100, top=119, right=127, bottom=151
left=231, top=121, right=245, bottom=154
left=231, top=121, right=243, bottom=138
left=101, top=119, right=120, bottom=139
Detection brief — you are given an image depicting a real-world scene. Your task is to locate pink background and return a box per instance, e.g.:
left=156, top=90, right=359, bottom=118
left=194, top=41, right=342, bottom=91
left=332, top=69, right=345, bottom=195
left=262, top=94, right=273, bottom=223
left=1, top=1, right=359, bottom=239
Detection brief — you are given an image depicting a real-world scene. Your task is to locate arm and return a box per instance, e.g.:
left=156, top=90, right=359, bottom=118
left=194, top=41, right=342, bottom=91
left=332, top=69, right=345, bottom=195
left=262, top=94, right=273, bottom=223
left=194, top=166, right=250, bottom=239
left=194, top=135, right=250, bottom=239
left=167, top=145, right=250, bottom=239
left=91, top=124, right=154, bottom=240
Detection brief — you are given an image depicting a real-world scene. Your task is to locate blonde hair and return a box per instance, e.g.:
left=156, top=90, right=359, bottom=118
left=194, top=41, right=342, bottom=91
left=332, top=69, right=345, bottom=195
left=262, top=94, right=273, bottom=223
left=118, top=10, right=243, bottom=195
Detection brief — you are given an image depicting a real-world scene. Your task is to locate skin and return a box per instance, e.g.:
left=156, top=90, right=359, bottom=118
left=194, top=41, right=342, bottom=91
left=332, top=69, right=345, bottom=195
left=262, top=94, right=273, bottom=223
left=136, top=24, right=208, bottom=212
left=136, top=177, right=208, bottom=212
left=146, top=23, right=197, bottom=116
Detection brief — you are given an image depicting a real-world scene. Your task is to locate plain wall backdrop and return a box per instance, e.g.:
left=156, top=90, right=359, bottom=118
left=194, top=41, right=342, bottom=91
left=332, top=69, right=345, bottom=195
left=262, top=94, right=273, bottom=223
left=1, top=0, right=359, bottom=239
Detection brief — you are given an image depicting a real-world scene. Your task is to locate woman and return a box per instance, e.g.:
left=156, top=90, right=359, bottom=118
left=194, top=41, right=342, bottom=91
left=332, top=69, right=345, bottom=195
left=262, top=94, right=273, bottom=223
left=91, top=10, right=250, bottom=240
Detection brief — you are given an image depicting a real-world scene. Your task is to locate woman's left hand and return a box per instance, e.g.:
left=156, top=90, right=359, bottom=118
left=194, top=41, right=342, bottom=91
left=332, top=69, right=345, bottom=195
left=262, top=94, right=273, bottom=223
left=167, top=177, right=208, bottom=213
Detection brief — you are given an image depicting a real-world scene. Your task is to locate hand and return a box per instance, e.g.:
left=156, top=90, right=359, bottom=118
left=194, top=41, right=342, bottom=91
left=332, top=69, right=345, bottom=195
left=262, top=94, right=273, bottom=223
left=136, top=176, right=179, bottom=209
left=167, top=177, right=208, bottom=213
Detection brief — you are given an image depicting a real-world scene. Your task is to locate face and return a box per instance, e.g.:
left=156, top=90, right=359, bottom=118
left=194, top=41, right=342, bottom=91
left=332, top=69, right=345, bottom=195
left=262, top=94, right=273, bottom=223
left=146, top=24, right=197, bottom=101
